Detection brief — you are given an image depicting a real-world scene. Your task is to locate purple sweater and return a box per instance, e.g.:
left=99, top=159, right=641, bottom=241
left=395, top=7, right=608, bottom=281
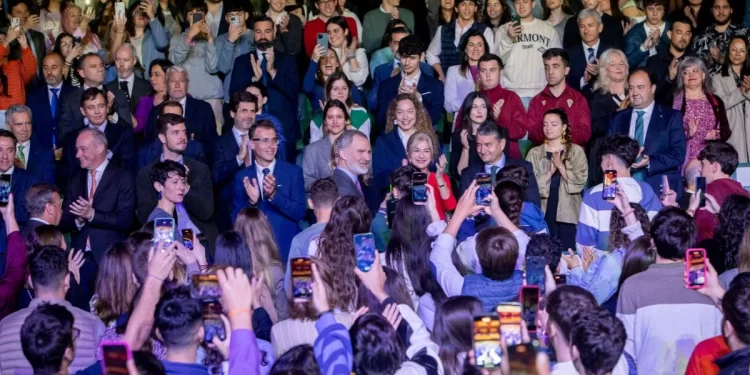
left=229, top=329, right=262, bottom=375
left=314, top=312, right=353, bottom=375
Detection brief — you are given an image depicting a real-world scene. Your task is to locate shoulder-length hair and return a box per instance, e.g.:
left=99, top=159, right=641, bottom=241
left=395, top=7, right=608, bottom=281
left=542, top=0, right=573, bottom=20
left=594, top=48, right=629, bottom=93
left=609, top=203, right=651, bottom=250
left=234, top=208, right=284, bottom=290
left=325, top=16, right=353, bottom=46
left=94, top=242, right=138, bottom=324
left=324, top=71, right=354, bottom=107
left=322, top=99, right=351, bottom=137
left=675, top=56, right=714, bottom=94
left=315, top=48, right=341, bottom=85
left=406, top=131, right=439, bottom=162
left=458, top=91, right=492, bottom=132
left=714, top=195, right=750, bottom=270
left=721, top=36, right=750, bottom=79
left=484, top=0, right=512, bottom=25
left=616, top=236, right=656, bottom=292
left=385, top=93, right=437, bottom=146
left=213, top=231, right=253, bottom=276
left=432, top=296, right=483, bottom=375
left=457, top=30, right=489, bottom=77
left=27, top=225, right=65, bottom=252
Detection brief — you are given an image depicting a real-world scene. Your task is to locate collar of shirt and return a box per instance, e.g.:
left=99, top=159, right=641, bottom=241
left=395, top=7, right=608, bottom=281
left=455, top=20, right=476, bottom=45
left=336, top=166, right=358, bottom=183
left=92, top=159, right=109, bottom=177
left=18, top=140, right=30, bottom=157
left=582, top=39, right=601, bottom=55
left=485, top=154, right=506, bottom=173
left=160, top=154, right=184, bottom=164
left=266, top=10, right=287, bottom=24
left=392, top=58, right=401, bottom=69
left=179, top=96, right=187, bottom=112
left=637, top=100, right=656, bottom=117
left=119, top=73, right=135, bottom=89
left=85, top=118, right=108, bottom=133
left=30, top=217, right=50, bottom=225
left=630, top=100, right=656, bottom=137
left=255, top=49, right=267, bottom=63
left=256, top=159, right=277, bottom=177
left=401, top=69, right=421, bottom=87
left=48, top=83, right=62, bottom=92
left=2, top=166, right=14, bottom=176
left=83, top=84, right=104, bottom=90
left=232, top=126, right=249, bottom=145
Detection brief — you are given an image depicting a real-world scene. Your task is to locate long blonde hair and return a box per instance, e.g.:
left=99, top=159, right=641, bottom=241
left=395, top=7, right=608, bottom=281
left=594, top=48, right=629, bottom=93
left=234, top=208, right=285, bottom=290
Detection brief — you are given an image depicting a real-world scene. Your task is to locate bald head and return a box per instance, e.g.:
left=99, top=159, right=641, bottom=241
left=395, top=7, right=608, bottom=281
left=115, top=43, right=137, bottom=79
left=43, top=53, right=64, bottom=87
left=75, top=129, right=108, bottom=171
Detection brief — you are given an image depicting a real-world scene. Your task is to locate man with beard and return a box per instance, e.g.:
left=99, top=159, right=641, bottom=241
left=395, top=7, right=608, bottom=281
left=104, top=44, right=150, bottom=113
left=229, top=16, right=299, bottom=162
left=690, top=0, right=748, bottom=73
left=330, top=129, right=371, bottom=199
left=25, top=53, right=75, bottom=151
left=135, top=113, right=218, bottom=254
left=646, top=15, right=693, bottom=106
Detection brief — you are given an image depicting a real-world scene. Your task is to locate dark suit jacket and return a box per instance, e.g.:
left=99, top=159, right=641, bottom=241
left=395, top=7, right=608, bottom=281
left=376, top=73, right=444, bottom=127
left=232, top=161, right=306, bottom=263
left=62, top=120, right=137, bottom=179
left=25, top=137, right=55, bottom=184
left=60, top=162, right=135, bottom=263
left=136, top=157, right=218, bottom=255
left=21, top=218, right=47, bottom=243
left=58, top=86, right=133, bottom=142
left=330, top=168, right=363, bottom=199
left=212, top=133, right=242, bottom=231
left=563, top=13, right=624, bottom=49
left=608, top=104, right=686, bottom=198
left=21, top=30, right=46, bottom=89
left=0, top=168, right=42, bottom=274
left=373, top=130, right=408, bottom=189
left=144, top=97, right=218, bottom=157
left=26, top=83, right=76, bottom=149
left=565, top=41, right=610, bottom=94
left=458, top=158, right=542, bottom=208
left=104, top=77, right=151, bottom=113
left=136, top=138, right=207, bottom=172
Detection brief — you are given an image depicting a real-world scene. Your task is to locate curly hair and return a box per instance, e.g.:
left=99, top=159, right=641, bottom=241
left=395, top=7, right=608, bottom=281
left=609, top=204, right=651, bottom=250
left=315, top=196, right=372, bottom=311
left=385, top=93, right=435, bottom=136
left=714, top=195, right=750, bottom=271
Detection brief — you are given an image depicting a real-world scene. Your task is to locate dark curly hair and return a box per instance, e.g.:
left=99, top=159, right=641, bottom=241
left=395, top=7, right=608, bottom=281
left=526, top=233, right=563, bottom=272
left=599, top=135, right=640, bottom=167
left=494, top=181, right=523, bottom=226
left=609, top=203, right=651, bottom=250
left=315, top=196, right=372, bottom=311
left=350, top=314, right=407, bottom=374
left=714, top=195, right=750, bottom=271
left=149, top=160, right=187, bottom=186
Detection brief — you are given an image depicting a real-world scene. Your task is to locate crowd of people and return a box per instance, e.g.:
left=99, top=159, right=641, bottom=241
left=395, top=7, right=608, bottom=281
left=0, top=0, right=748, bottom=373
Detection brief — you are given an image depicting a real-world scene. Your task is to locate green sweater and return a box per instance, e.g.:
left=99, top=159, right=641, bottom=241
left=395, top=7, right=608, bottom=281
left=362, top=7, right=415, bottom=53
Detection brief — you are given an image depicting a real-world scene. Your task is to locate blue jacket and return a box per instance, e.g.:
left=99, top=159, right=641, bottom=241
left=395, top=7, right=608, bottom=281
left=212, top=133, right=241, bottom=232
left=140, top=18, right=171, bottom=72
left=461, top=271, right=524, bottom=312
left=232, top=161, right=306, bottom=263
left=376, top=73, right=444, bottom=127
left=624, top=21, right=671, bottom=69
left=520, top=203, right=548, bottom=234
left=25, top=137, right=55, bottom=184
left=373, top=130, right=408, bottom=188
left=0, top=168, right=39, bottom=274
left=25, top=83, right=76, bottom=149
left=144, top=97, right=218, bottom=158
left=565, top=41, right=610, bottom=93
left=368, top=61, right=434, bottom=110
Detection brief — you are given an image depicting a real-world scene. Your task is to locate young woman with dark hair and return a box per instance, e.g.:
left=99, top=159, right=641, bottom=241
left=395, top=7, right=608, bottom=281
left=432, top=296, right=483, bottom=375
left=92, top=242, right=138, bottom=326
left=308, top=73, right=371, bottom=143
left=712, top=36, right=750, bottom=162
left=601, top=236, right=656, bottom=313
left=484, top=0, right=512, bottom=33
left=444, top=30, right=490, bottom=116
left=450, top=92, right=502, bottom=178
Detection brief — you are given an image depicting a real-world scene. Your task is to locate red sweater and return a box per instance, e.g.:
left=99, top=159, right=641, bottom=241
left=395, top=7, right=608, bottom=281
left=428, top=172, right=456, bottom=220
left=685, top=335, right=729, bottom=375
left=0, top=44, right=36, bottom=110
left=696, top=178, right=750, bottom=242
left=527, top=85, right=591, bottom=145
left=0, top=232, right=27, bottom=319
left=303, top=17, right=360, bottom=57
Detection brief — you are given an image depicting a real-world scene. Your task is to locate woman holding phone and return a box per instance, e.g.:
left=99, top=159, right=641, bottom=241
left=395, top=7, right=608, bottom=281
left=325, top=16, right=368, bottom=89
left=146, top=160, right=201, bottom=242
left=303, top=44, right=364, bottom=114
left=109, top=0, right=170, bottom=73
left=407, top=132, right=454, bottom=219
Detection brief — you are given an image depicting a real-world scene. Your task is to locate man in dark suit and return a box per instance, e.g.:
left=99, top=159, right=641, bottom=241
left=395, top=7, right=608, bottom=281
left=10, top=0, right=46, bottom=89
left=229, top=16, right=300, bottom=162
left=562, top=0, right=623, bottom=49
left=136, top=114, right=218, bottom=254
left=330, top=130, right=371, bottom=199
left=144, top=66, right=217, bottom=157
left=59, top=128, right=135, bottom=307
left=213, top=92, right=258, bottom=231
left=376, top=35, right=444, bottom=127
left=61, top=88, right=136, bottom=179
left=5, top=105, right=55, bottom=184
left=21, top=183, right=62, bottom=240
left=645, top=16, right=693, bottom=107
left=136, top=101, right=207, bottom=171
left=105, top=43, right=151, bottom=113
left=26, top=53, right=75, bottom=150
left=459, top=123, right=542, bottom=207
left=608, top=68, right=686, bottom=198
left=232, top=121, right=305, bottom=263
left=565, top=9, right=611, bottom=94
left=58, top=53, right=132, bottom=142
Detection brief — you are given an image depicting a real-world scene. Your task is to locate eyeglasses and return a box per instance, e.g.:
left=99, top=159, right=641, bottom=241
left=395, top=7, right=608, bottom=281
left=252, top=138, right=280, bottom=146
left=72, top=328, right=81, bottom=341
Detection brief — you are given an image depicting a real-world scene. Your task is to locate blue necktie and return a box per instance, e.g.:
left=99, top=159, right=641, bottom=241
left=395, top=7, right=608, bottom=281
left=587, top=47, right=595, bottom=63
left=262, top=168, right=270, bottom=200
left=260, top=53, right=268, bottom=86
left=50, top=88, right=59, bottom=118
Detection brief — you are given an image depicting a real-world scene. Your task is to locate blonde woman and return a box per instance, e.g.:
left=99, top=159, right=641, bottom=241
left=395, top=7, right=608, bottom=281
left=406, top=131, right=455, bottom=219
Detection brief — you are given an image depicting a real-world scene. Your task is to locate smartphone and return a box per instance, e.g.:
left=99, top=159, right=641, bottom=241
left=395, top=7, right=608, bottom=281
left=274, top=11, right=288, bottom=25
left=181, top=229, right=194, bottom=250
left=202, top=302, right=227, bottom=342
left=496, top=302, right=522, bottom=346
left=475, top=173, right=492, bottom=206
left=72, top=37, right=82, bottom=47
left=317, top=33, right=329, bottom=56
left=230, top=15, right=241, bottom=27
left=190, top=273, right=221, bottom=300
left=507, top=343, right=537, bottom=375
left=473, top=314, right=503, bottom=368
left=696, top=176, right=707, bottom=208
left=603, top=170, right=617, bottom=200
left=525, top=256, right=545, bottom=295
left=411, top=172, right=428, bottom=205
left=10, top=17, right=20, bottom=29
left=290, top=257, right=313, bottom=302
left=661, top=175, right=669, bottom=200
left=114, top=2, right=125, bottom=19
left=0, top=174, right=11, bottom=207
left=386, top=195, right=398, bottom=229
left=192, top=12, right=204, bottom=24
left=153, top=217, right=175, bottom=244
left=100, top=342, right=132, bottom=375
left=353, top=233, right=376, bottom=272
left=686, top=248, right=707, bottom=289
left=553, top=274, right=567, bottom=286
left=520, top=286, right=540, bottom=334
left=512, top=14, right=521, bottom=26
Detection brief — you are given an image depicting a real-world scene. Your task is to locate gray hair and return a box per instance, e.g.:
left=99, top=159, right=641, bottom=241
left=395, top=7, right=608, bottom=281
left=675, top=56, right=713, bottom=94
left=116, top=43, right=138, bottom=59
left=331, top=129, right=367, bottom=169
left=78, top=127, right=109, bottom=150
left=166, top=65, right=189, bottom=82
left=577, top=8, right=602, bottom=25
left=594, top=49, right=629, bottom=93
left=25, top=183, right=60, bottom=217
left=5, top=105, right=31, bottom=127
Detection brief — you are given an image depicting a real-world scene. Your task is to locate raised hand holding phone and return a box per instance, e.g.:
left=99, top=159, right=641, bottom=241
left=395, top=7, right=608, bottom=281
left=353, top=251, right=388, bottom=303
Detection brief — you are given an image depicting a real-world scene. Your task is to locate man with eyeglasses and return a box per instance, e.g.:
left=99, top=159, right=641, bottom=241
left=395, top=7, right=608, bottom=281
left=232, top=120, right=305, bottom=263
left=303, top=0, right=359, bottom=57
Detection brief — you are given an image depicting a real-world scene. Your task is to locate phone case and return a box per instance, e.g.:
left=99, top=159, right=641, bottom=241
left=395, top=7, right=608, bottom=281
left=525, top=256, right=545, bottom=294
left=474, top=314, right=503, bottom=368
left=696, top=177, right=707, bottom=208
left=411, top=172, right=428, bottom=204
left=475, top=173, right=492, bottom=205
left=353, top=233, right=376, bottom=272
left=291, top=258, right=313, bottom=302
left=685, top=248, right=707, bottom=289
left=100, top=341, right=132, bottom=375
left=154, top=218, right=175, bottom=243
left=496, top=303, right=522, bottom=346
left=603, top=170, right=617, bottom=200
left=0, top=174, right=11, bottom=206
left=191, top=273, right=221, bottom=300
left=519, top=286, right=540, bottom=333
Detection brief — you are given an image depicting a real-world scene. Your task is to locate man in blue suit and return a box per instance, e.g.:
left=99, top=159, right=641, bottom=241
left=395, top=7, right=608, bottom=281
left=5, top=105, right=55, bottom=184
left=26, top=53, right=75, bottom=150
left=377, top=35, right=444, bottom=128
left=608, top=68, right=686, bottom=199
left=232, top=121, right=305, bottom=263
left=229, top=16, right=300, bottom=162
left=564, top=9, right=611, bottom=94
left=624, top=0, right=670, bottom=69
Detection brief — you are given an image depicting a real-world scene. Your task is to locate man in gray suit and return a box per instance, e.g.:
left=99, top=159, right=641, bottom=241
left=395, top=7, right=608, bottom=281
left=330, top=130, right=371, bottom=198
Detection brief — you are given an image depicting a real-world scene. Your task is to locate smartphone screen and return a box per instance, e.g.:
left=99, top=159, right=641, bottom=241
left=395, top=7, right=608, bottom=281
left=475, top=173, right=492, bottom=205
left=181, top=229, right=194, bottom=250
left=190, top=273, right=221, bottom=300
left=154, top=218, right=175, bottom=243
left=101, top=342, right=131, bottom=375
left=317, top=33, right=329, bottom=55
left=353, top=233, right=376, bottom=272
left=686, top=249, right=706, bottom=289
left=525, top=256, right=545, bottom=295
left=114, top=2, right=125, bottom=18
left=230, top=15, right=240, bottom=27
left=0, top=174, right=11, bottom=207
left=553, top=274, right=567, bottom=286
left=473, top=315, right=502, bottom=368
left=512, top=14, right=521, bottom=25
left=496, top=303, right=522, bottom=346
left=192, top=12, right=204, bottom=23
left=291, top=257, right=313, bottom=302
left=520, top=286, right=540, bottom=333
left=696, top=176, right=707, bottom=208
left=603, top=170, right=617, bottom=200
left=386, top=195, right=398, bottom=229
left=10, top=17, right=19, bottom=29
left=202, top=302, right=226, bottom=342
left=411, top=172, right=428, bottom=205
left=508, top=343, right=537, bottom=375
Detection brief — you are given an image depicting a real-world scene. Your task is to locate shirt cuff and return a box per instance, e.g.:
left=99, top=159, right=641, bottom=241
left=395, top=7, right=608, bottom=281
left=236, top=156, right=243, bottom=166
left=427, top=220, right=447, bottom=236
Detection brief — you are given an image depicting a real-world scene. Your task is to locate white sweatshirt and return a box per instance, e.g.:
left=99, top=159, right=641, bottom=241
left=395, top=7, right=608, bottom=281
left=495, top=18, right=561, bottom=98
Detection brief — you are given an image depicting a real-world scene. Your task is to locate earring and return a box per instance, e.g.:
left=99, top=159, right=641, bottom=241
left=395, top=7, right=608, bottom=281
left=157, top=191, right=162, bottom=200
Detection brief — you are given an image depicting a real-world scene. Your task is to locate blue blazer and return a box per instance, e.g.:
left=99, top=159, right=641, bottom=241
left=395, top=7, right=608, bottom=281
left=565, top=42, right=610, bottom=93
left=608, top=104, right=686, bottom=198
left=25, top=137, right=55, bottom=184
left=145, top=97, right=218, bottom=158
left=368, top=62, right=434, bottom=110
left=232, top=161, right=306, bottom=263
left=0, top=168, right=39, bottom=274
left=373, top=130, right=408, bottom=186
left=26, top=83, right=76, bottom=149
left=458, top=158, right=542, bottom=208
left=212, top=133, right=242, bottom=231
left=624, top=21, right=671, bottom=69
left=376, top=73, right=444, bottom=128
left=136, top=138, right=207, bottom=172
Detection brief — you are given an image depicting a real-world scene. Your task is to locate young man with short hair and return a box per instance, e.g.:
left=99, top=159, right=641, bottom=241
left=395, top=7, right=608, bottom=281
left=570, top=307, right=627, bottom=375
left=646, top=15, right=694, bottom=106
left=690, top=0, right=747, bottom=72
left=624, top=0, right=670, bottom=68
left=363, top=0, right=415, bottom=53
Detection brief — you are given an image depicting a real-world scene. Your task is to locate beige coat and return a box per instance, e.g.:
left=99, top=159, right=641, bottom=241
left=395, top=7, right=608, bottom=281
left=712, top=73, right=750, bottom=162
left=526, top=144, right=588, bottom=224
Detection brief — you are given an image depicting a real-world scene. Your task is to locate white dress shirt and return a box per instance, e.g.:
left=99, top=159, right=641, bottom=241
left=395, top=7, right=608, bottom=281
left=179, top=96, right=187, bottom=116
left=641, top=21, right=666, bottom=57
left=628, top=100, right=655, bottom=140
left=397, top=128, right=414, bottom=152
left=232, top=126, right=249, bottom=166
left=580, top=39, right=601, bottom=88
